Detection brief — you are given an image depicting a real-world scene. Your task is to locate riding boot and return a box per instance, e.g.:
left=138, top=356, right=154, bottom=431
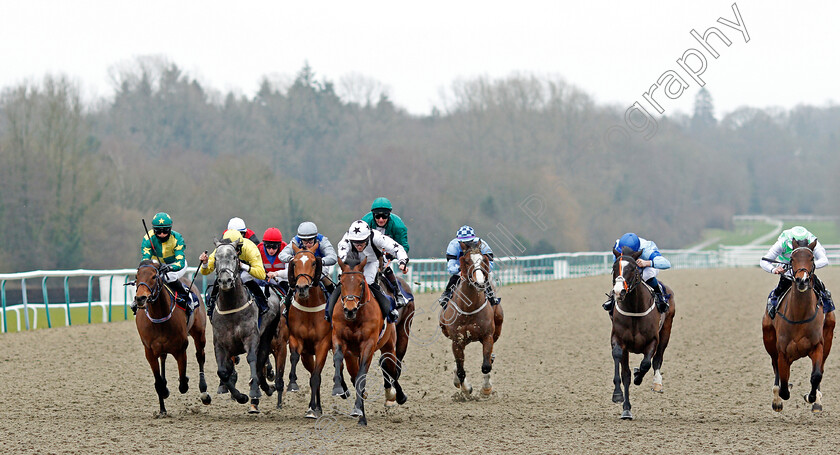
left=645, top=277, right=669, bottom=313
left=439, top=274, right=461, bottom=307
left=324, top=283, right=341, bottom=323
left=370, top=282, right=399, bottom=323
left=603, top=290, right=615, bottom=312
left=169, top=280, right=193, bottom=320
left=383, top=267, right=407, bottom=308
left=814, top=274, right=835, bottom=312
left=206, top=284, right=219, bottom=320
left=485, top=285, right=500, bottom=306
left=245, top=281, right=269, bottom=314
left=767, top=276, right=792, bottom=319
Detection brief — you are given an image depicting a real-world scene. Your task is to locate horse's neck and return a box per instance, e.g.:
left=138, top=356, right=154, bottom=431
left=147, top=290, right=174, bottom=319
left=456, top=280, right=485, bottom=308
left=624, top=286, right=652, bottom=311
left=218, top=281, right=247, bottom=309
left=295, top=284, right=324, bottom=306
left=785, top=287, right=818, bottom=319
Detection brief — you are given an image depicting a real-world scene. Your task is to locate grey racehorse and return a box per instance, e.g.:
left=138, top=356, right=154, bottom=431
left=210, top=239, right=282, bottom=413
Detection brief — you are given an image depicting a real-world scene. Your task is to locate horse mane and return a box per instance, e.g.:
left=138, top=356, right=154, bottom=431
left=344, top=251, right=363, bottom=268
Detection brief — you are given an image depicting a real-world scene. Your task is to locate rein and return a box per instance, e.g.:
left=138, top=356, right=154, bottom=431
left=213, top=248, right=252, bottom=315
left=777, top=246, right=819, bottom=324
left=339, top=271, right=370, bottom=310
left=612, top=255, right=655, bottom=317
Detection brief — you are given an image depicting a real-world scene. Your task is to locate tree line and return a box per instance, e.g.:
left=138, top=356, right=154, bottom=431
left=1, top=57, right=838, bottom=272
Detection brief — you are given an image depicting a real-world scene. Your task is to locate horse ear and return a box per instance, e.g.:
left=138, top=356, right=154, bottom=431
left=312, top=241, right=320, bottom=252
left=809, top=238, right=818, bottom=251
left=213, top=238, right=221, bottom=248
left=631, top=250, right=643, bottom=260
left=338, top=256, right=347, bottom=272
left=359, top=256, right=368, bottom=270
left=292, top=243, right=300, bottom=254
left=613, top=249, right=620, bottom=258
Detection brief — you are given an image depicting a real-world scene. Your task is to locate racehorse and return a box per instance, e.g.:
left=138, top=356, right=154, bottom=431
left=280, top=243, right=334, bottom=418
left=609, top=247, right=676, bottom=420
left=268, top=286, right=302, bottom=408
left=439, top=242, right=504, bottom=396
left=377, top=258, right=416, bottom=386
left=208, top=239, right=282, bottom=413
left=331, top=257, right=407, bottom=426
left=762, top=238, right=836, bottom=412
left=133, top=260, right=210, bottom=416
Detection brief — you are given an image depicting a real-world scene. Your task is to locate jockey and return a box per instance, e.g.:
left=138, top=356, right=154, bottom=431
left=603, top=233, right=671, bottom=314
left=362, top=197, right=411, bottom=309
left=327, top=220, right=409, bottom=324
left=226, top=217, right=261, bottom=245
left=278, top=221, right=338, bottom=317
left=198, top=230, right=268, bottom=318
left=761, top=225, right=834, bottom=319
left=258, top=227, right=289, bottom=295
left=438, top=225, right=500, bottom=307
left=136, top=212, right=195, bottom=318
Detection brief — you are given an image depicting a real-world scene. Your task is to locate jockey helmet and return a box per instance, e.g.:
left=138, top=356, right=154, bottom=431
left=263, top=227, right=283, bottom=243
left=617, top=233, right=641, bottom=253
left=456, top=225, right=477, bottom=242
left=152, top=212, right=173, bottom=228
left=791, top=226, right=809, bottom=241
left=227, top=217, right=247, bottom=233
left=297, top=222, right=319, bottom=240
left=223, top=229, right=243, bottom=243
left=371, top=197, right=393, bottom=213
left=348, top=220, right=371, bottom=242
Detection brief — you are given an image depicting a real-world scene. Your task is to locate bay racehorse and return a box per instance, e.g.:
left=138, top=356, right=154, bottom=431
left=133, top=260, right=210, bottom=416
left=282, top=243, right=333, bottom=418
left=762, top=238, right=836, bottom=412
left=439, top=242, right=504, bottom=396
left=268, top=283, right=302, bottom=407
left=609, top=247, right=676, bottom=420
left=209, top=239, right=282, bottom=413
left=331, top=257, right=407, bottom=426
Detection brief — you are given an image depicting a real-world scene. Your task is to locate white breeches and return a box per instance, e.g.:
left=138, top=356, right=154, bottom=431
left=641, top=267, right=659, bottom=282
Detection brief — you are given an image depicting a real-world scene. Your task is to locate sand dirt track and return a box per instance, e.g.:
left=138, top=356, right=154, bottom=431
left=2, top=267, right=840, bottom=454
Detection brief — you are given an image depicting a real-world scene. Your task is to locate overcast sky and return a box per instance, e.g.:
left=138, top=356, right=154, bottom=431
left=2, top=0, right=837, bottom=117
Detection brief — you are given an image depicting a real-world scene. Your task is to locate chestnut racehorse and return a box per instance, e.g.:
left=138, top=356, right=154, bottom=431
left=762, top=238, right=836, bottom=412
left=280, top=243, right=333, bottom=418
left=133, top=260, right=210, bottom=416
left=331, top=257, right=406, bottom=426
left=609, top=247, right=676, bottom=420
left=439, top=242, right=504, bottom=396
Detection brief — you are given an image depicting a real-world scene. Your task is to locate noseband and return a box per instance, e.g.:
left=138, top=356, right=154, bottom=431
left=135, top=263, right=162, bottom=305
left=790, top=246, right=815, bottom=285
left=463, top=252, right=491, bottom=290
left=613, top=255, right=641, bottom=294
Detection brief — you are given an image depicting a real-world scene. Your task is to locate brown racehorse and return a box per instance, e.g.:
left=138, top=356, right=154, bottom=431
left=609, top=247, right=676, bottom=420
left=279, top=243, right=334, bottom=418
left=762, top=239, right=836, bottom=412
left=133, top=260, right=210, bottom=416
left=331, top=257, right=407, bottom=426
left=439, top=242, right=504, bottom=396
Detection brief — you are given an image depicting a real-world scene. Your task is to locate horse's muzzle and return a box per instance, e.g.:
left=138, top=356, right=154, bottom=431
left=796, top=278, right=810, bottom=292
left=134, top=295, right=148, bottom=308
left=344, top=308, right=358, bottom=321
left=297, top=286, right=310, bottom=299
left=218, top=277, right=234, bottom=291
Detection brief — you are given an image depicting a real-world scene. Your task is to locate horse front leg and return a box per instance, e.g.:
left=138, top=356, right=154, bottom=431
left=634, top=339, right=657, bottom=386
left=354, top=342, right=376, bottom=426
left=246, top=336, right=262, bottom=413
left=144, top=348, right=169, bottom=416
left=480, top=335, right=494, bottom=396
left=452, top=339, right=471, bottom=395
left=288, top=348, right=301, bottom=392
left=306, top=339, right=331, bottom=418
left=805, top=344, right=825, bottom=412
left=191, top=328, right=210, bottom=405
left=611, top=342, right=623, bottom=403
left=332, top=344, right=348, bottom=398
left=274, top=339, right=287, bottom=409
left=175, top=348, right=189, bottom=394
left=774, top=356, right=792, bottom=412
left=215, top=349, right=247, bottom=405
left=620, top=349, right=633, bottom=419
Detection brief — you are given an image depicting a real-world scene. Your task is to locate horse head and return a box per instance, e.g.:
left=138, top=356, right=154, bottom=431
left=338, top=256, right=368, bottom=321
left=134, top=259, right=163, bottom=310
left=291, top=242, right=322, bottom=299
left=214, top=239, right=242, bottom=291
left=459, top=241, right=491, bottom=290
left=791, top=238, right=818, bottom=293
left=612, top=246, right=644, bottom=301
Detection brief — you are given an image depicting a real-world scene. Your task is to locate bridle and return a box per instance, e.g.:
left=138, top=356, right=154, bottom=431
left=613, top=254, right=641, bottom=295
left=461, top=248, right=491, bottom=291
left=790, top=246, right=815, bottom=287
left=215, top=243, right=241, bottom=288
left=135, top=263, right=175, bottom=323
left=340, top=270, right=369, bottom=311
left=292, top=250, right=319, bottom=291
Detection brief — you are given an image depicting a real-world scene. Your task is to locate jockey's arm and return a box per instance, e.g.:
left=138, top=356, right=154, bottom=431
left=199, top=250, right=216, bottom=275
left=760, top=240, right=786, bottom=273
left=815, top=241, right=830, bottom=269
left=446, top=239, right=461, bottom=275
left=240, top=243, right=266, bottom=280
left=169, top=238, right=187, bottom=272
left=374, top=231, right=408, bottom=264
left=319, top=237, right=338, bottom=266
left=278, top=242, right=295, bottom=263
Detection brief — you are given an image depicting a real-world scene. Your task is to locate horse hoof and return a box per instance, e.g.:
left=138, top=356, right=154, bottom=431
left=481, top=387, right=493, bottom=396
left=612, top=392, right=623, bottom=403
left=288, top=382, right=300, bottom=393
left=236, top=394, right=249, bottom=405
left=772, top=401, right=783, bottom=412
left=385, top=400, right=397, bottom=408
left=217, top=385, right=228, bottom=394
left=305, top=408, right=321, bottom=419
left=265, top=385, right=275, bottom=397
left=652, top=383, right=663, bottom=393
left=813, top=403, right=823, bottom=413
left=385, top=388, right=397, bottom=401
left=461, top=384, right=473, bottom=395
left=620, top=410, right=633, bottom=420
left=162, top=388, right=170, bottom=400
left=179, top=384, right=189, bottom=394
left=200, top=392, right=212, bottom=405
left=396, top=393, right=408, bottom=405
left=265, top=367, right=275, bottom=382
left=248, top=404, right=260, bottom=414
left=350, top=407, right=363, bottom=418
left=155, top=411, right=168, bottom=418
left=357, top=418, right=367, bottom=427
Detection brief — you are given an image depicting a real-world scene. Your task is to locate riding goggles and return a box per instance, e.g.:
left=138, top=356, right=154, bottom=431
left=264, top=242, right=281, bottom=250
left=154, top=227, right=171, bottom=236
